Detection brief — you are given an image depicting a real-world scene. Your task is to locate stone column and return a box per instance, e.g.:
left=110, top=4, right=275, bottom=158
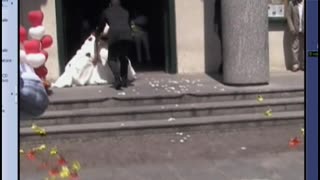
left=221, top=0, right=269, bottom=85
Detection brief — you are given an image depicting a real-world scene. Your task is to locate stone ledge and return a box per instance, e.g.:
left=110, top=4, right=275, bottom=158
left=20, top=111, right=304, bottom=136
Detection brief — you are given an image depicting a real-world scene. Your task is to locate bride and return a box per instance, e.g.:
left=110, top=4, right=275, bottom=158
left=52, top=24, right=136, bottom=88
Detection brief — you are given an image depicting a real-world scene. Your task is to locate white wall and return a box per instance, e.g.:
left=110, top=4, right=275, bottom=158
left=175, top=0, right=205, bottom=73
left=269, top=31, right=286, bottom=71
left=269, top=24, right=293, bottom=72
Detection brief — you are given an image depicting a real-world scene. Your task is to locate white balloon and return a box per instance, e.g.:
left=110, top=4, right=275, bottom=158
left=26, top=53, right=46, bottom=68
left=28, top=26, right=45, bottom=40
left=20, top=50, right=27, bottom=63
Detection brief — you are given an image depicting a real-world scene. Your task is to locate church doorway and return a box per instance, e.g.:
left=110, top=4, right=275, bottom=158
left=56, top=0, right=177, bottom=73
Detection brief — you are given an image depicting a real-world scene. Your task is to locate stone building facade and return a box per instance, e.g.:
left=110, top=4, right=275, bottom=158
left=20, top=0, right=292, bottom=85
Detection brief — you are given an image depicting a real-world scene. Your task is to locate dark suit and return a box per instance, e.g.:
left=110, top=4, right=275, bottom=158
left=286, top=0, right=305, bottom=69
left=132, top=15, right=151, bottom=63
left=96, top=4, right=132, bottom=88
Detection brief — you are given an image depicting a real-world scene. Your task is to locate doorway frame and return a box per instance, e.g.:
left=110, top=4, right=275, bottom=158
left=55, top=0, right=177, bottom=74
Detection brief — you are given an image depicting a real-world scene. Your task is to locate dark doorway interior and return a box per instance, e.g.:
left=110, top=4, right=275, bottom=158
left=214, top=0, right=223, bottom=74
left=62, top=0, right=166, bottom=72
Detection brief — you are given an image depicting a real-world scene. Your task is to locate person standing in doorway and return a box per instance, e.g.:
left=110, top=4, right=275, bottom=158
left=131, top=12, right=151, bottom=64
left=80, top=19, right=91, bottom=43
left=95, top=0, right=132, bottom=90
left=286, top=0, right=305, bottom=71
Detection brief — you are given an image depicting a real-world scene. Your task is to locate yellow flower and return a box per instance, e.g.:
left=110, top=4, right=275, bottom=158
left=72, top=161, right=81, bottom=172
left=264, top=109, right=273, bottom=117
left=32, top=144, right=46, bottom=152
left=60, top=166, right=70, bottom=178
left=257, top=95, right=264, bottom=103
left=36, top=144, right=47, bottom=152
left=31, top=124, right=38, bottom=130
left=38, top=128, right=47, bottom=136
left=50, top=147, right=58, bottom=156
left=31, top=124, right=47, bottom=136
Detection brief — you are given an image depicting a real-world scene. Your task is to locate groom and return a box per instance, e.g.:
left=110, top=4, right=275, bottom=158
left=95, top=0, right=132, bottom=90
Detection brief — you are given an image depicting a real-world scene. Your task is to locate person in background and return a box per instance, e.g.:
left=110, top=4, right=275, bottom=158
left=20, top=55, right=49, bottom=120
left=80, top=19, right=91, bottom=43
left=286, top=0, right=305, bottom=71
left=131, top=12, right=151, bottom=64
left=95, top=0, right=132, bottom=90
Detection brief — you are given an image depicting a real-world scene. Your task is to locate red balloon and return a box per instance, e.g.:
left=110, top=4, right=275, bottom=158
left=49, top=168, right=59, bottom=177
left=41, top=50, right=49, bottom=61
left=26, top=151, right=36, bottom=161
left=23, top=40, right=41, bottom=54
left=35, top=66, right=48, bottom=78
left=28, top=11, right=44, bottom=27
left=20, top=26, right=27, bottom=43
left=58, top=157, right=67, bottom=166
left=288, top=137, right=301, bottom=149
left=41, top=35, right=53, bottom=49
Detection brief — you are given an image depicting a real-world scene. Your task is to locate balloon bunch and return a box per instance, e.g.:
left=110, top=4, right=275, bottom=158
left=20, top=10, right=53, bottom=92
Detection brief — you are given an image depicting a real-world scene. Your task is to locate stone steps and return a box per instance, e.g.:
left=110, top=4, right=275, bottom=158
left=21, top=96, right=304, bottom=127
left=20, top=111, right=304, bottom=140
left=47, top=89, right=304, bottom=111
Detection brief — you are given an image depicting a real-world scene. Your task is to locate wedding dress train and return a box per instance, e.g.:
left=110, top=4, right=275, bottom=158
left=52, top=34, right=136, bottom=88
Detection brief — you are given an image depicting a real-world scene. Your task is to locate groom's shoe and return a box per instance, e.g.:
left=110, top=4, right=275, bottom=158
left=115, top=83, right=122, bottom=90
left=121, top=78, right=128, bottom=88
left=114, top=78, right=122, bottom=90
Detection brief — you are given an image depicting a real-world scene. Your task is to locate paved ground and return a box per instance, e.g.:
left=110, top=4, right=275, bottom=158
left=48, top=72, right=304, bottom=102
left=20, top=122, right=304, bottom=180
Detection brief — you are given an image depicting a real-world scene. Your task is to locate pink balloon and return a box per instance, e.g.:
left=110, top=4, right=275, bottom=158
left=20, top=26, right=27, bottom=43
left=23, top=40, right=41, bottom=54
left=28, top=11, right=44, bottom=27
left=41, top=35, right=53, bottom=49
left=35, top=65, right=48, bottom=78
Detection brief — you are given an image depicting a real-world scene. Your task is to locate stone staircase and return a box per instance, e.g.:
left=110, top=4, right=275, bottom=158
left=20, top=87, right=304, bottom=137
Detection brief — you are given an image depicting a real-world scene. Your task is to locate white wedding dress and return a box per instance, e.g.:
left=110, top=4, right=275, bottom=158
left=53, top=24, right=136, bottom=88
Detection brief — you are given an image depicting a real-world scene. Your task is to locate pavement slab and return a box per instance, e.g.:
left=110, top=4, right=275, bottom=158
left=48, top=72, right=304, bottom=102
left=20, top=123, right=304, bottom=180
